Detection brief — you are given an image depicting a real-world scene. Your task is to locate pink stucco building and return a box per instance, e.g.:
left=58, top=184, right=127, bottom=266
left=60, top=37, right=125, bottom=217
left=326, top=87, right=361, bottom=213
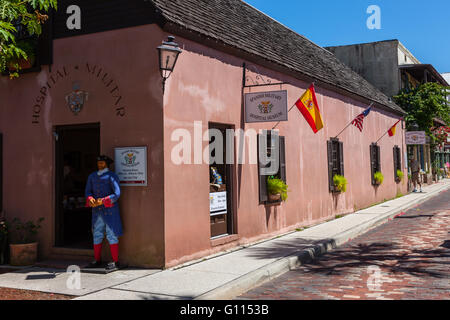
left=0, top=0, right=407, bottom=268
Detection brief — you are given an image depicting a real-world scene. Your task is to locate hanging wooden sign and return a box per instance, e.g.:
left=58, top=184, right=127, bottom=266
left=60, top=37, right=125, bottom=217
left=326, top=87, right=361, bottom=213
left=244, top=90, right=288, bottom=123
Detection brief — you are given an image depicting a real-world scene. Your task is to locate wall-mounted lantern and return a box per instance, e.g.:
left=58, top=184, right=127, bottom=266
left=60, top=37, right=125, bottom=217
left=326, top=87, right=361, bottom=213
left=408, top=122, right=420, bottom=131
left=157, top=36, right=182, bottom=93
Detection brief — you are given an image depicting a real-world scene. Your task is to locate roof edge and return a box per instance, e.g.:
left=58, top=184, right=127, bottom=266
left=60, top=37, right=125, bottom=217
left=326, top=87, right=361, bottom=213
left=325, top=39, right=400, bottom=49
left=160, top=21, right=405, bottom=117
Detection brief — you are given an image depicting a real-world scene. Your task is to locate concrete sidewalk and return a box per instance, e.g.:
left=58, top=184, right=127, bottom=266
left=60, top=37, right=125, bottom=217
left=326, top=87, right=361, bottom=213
left=1, top=179, right=449, bottom=300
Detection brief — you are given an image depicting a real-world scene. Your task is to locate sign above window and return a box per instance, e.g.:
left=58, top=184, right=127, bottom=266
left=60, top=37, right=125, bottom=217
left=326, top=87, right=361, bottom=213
left=245, top=90, right=288, bottom=123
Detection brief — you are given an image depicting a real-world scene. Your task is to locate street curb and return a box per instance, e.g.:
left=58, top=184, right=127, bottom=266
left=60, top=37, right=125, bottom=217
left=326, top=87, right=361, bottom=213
left=195, top=182, right=450, bottom=300
left=194, top=239, right=335, bottom=300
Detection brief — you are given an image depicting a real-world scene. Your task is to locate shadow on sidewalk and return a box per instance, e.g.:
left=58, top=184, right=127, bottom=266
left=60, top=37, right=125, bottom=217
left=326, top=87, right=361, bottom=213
left=242, top=238, right=337, bottom=262
left=136, top=294, right=192, bottom=300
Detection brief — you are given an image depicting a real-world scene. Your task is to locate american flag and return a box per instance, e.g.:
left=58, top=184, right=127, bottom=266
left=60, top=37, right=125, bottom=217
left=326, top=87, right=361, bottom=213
left=352, top=106, right=372, bottom=132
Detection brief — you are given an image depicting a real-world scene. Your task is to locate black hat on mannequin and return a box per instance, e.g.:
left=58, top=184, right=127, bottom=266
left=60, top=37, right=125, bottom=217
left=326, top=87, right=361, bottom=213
left=97, top=155, right=114, bottom=165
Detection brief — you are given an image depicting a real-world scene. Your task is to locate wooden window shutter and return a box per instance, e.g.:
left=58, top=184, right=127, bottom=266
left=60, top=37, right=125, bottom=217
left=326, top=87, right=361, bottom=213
left=327, top=140, right=334, bottom=192
left=394, top=146, right=401, bottom=178
left=338, top=141, right=344, bottom=177
left=376, top=145, right=381, bottom=173
left=279, top=136, right=286, bottom=183
left=393, top=146, right=398, bottom=178
left=397, top=146, right=402, bottom=170
left=257, top=133, right=268, bottom=203
left=370, top=144, right=376, bottom=185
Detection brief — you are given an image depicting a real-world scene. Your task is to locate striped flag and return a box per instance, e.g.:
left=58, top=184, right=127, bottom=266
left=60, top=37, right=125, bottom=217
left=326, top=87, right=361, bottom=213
left=351, top=106, right=372, bottom=132
left=388, top=118, right=402, bottom=137
left=295, top=83, right=324, bottom=134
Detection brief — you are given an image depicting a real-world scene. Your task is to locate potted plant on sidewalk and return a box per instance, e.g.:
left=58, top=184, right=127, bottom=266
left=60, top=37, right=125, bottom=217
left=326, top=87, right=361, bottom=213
left=267, top=176, right=288, bottom=203
left=333, top=174, right=347, bottom=193
left=9, top=217, right=44, bottom=266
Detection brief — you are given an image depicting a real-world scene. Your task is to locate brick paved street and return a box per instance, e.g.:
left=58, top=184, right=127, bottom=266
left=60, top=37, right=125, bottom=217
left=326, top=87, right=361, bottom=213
left=238, top=189, right=450, bottom=300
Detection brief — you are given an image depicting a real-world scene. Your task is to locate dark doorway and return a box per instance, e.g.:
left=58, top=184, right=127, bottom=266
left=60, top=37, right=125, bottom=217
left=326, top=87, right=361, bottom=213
left=208, top=123, right=235, bottom=238
left=55, top=123, right=100, bottom=249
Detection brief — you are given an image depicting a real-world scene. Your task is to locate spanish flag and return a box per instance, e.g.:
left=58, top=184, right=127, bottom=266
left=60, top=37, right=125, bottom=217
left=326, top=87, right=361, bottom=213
left=295, top=84, right=324, bottom=134
left=388, top=119, right=402, bottom=137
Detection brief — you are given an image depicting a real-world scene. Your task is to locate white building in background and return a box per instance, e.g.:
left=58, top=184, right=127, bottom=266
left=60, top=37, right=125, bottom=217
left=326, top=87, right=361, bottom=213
left=443, top=73, right=450, bottom=105
left=442, top=73, right=450, bottom=84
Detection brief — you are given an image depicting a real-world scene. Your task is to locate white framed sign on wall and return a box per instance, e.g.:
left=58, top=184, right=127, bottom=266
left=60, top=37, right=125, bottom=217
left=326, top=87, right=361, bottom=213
left=114, top=146, right=148, bottom=187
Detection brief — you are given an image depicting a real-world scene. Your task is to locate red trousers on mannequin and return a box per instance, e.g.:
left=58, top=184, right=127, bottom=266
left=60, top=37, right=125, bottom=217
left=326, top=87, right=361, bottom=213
left=93, top=243, right=119, bottom=262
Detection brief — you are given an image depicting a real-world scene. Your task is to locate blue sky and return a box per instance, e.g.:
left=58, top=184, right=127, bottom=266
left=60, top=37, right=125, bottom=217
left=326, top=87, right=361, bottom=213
left=245, top=0, right=450, bottom=74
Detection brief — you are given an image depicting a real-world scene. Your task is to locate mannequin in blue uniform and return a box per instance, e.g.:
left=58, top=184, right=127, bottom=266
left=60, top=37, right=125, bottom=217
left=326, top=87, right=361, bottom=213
left=85, top=155, right=123, bottom=270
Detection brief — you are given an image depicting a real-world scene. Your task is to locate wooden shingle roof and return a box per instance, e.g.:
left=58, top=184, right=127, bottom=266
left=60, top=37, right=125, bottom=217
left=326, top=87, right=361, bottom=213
left=149, top=0, right=405, bottom=115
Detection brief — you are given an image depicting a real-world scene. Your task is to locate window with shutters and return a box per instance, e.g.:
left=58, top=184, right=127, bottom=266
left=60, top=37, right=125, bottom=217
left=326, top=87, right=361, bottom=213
left=393, top=146, right=402, bottom=182
left=327, top=138, right=344, bottom=192
left=257, top=130, right=286, bottom=204
left=370, top=143, right=381, bottom=185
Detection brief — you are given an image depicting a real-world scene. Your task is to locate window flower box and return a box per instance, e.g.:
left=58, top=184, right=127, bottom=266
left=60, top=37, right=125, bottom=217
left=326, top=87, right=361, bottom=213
left=333, top=174, right=347, bottom=193
left=374, top=171, right=384, bottom=186
left=395, top=169, right=404, bottom=183
left=266, top=176, right=288, bottom=205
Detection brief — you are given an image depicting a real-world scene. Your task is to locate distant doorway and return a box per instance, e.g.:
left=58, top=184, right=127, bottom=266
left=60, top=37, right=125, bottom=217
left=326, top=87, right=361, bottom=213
left=55, top=123, right=100, bottom=249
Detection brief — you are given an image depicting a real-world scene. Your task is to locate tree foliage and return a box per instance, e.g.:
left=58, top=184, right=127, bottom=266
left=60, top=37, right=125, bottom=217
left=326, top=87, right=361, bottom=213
left=0, top=0, right=57, bottom=78
left=394, top=82, right=450, bottom=142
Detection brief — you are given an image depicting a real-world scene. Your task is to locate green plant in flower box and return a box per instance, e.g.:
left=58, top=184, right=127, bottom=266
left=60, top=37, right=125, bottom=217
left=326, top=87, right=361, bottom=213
left=333, top=174, right=347, bottom=193
left=396, top=169, right=404, bottom=182
left=267, top=176, right=288, bottom=201
left=374, top=171, right=384, bottom=185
